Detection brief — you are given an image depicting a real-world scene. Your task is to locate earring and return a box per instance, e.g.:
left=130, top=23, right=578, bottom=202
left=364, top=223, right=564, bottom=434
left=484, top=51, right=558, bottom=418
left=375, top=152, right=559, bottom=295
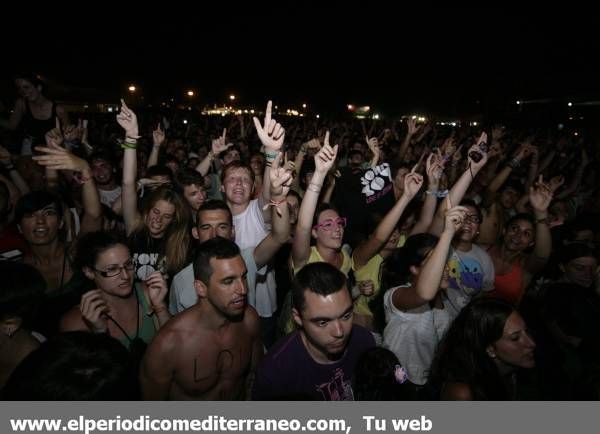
left=487, top=349, right=496, bottom=359
left=5, top=327, right=15, bottom=338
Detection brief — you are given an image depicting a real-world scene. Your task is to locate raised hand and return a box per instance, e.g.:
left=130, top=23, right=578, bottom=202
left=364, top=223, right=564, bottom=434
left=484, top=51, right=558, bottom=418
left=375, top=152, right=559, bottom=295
left=152, top=123, right=166, bottom=147
left=45, top=118, right=64, bottom=148
left=314, top=131, right=338, bottom=174
left=443, top=206, right=469, bottom=235
left=144, top=271, right=168, bottom=310
left=407, top=117, right=421, bottom=136
left=116, top=99, right=140, bottom=138
left=64, top=120, right=83, bottom=143
left=283, top=152, right=296, bottom=174
left=253, top=100, right=285, bottom=151
left=467, top=132, right=489, bottom=169
left=403, top=164, right=424, bottom=199
left=80, top=289, right=110, bottom=333
left=32, top=144, right=90, bottom=172
left=366, top=136, right=380, bottom=155
left=269, top=152, right=293, bottom=199
left=212, top=128, right=232, bottom=155
left=529, top=175, right=553, bottom=214
left=547, top=175, right=565, bottom=193
left=426, top=152, right=444, bottom=184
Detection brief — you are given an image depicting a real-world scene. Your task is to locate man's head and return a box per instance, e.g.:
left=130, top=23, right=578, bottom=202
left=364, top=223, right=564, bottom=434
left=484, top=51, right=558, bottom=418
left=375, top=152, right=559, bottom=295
left=220, top=145, right=241, bottom=166
left=192, top=200, right=235, bottom=243
left=146, top=165, right=173, bottom=184
left=499, top=181, right=523, bottom=210
left=348, top=150, right=364, bottom=169
left=89, top=151, right=117, bottom=186
left=193, top=237, right=248, bottom=319
left=174, top=167, right=207, bottom=213
left=221, top=161, right=255, bottom=206
left=15, top=191, right=64, bottom=246
left=292, top=262, right=353, bottom=362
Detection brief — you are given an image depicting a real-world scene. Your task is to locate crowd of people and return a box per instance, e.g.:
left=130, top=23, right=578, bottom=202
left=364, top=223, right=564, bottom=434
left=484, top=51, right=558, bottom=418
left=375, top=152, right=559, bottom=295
left=0, top=74, right=599, bottom=400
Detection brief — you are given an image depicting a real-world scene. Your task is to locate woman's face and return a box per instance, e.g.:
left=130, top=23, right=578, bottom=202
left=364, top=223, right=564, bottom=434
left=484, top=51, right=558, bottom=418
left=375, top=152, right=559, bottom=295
left=503, top=219, right=534, bottom=252
left=489, top=311, right=536, bottom=369
left=145, top=199, right=175, bottom=238
left=563, top=256, right=597, bottom=288
left=312, top=209, right=344, bottom=250
left=15, top=79, right=41, bottom=102
left=87, top=244, right=134, bottom=297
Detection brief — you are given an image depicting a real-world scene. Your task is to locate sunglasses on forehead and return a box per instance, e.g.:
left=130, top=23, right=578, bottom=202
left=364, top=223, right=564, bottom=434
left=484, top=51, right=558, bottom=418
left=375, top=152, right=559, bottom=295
left=313, top=217, right=347, bottom=231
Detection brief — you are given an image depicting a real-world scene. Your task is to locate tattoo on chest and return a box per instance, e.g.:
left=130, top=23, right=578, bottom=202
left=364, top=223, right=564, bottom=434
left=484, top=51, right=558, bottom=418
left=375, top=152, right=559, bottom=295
left=193, top=349, right=234, bottom=383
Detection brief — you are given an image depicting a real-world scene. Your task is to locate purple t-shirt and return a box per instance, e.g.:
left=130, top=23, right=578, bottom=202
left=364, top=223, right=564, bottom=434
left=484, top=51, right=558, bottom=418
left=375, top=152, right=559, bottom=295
left=252, top=325, right=375, bottom=400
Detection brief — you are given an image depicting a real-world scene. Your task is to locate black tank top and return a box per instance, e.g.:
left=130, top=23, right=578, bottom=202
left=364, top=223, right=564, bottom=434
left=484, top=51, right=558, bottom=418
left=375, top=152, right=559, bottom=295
left=22, top=100, right=57, bottom=146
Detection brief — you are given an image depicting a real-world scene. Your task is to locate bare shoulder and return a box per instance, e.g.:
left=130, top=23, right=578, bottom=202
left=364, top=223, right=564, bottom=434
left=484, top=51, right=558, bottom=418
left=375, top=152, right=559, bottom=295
left=441, top=381, right=473, bottom=401
left=242, top=306, right=261, bottom=336
left=59, top=306, right=87, bottom=332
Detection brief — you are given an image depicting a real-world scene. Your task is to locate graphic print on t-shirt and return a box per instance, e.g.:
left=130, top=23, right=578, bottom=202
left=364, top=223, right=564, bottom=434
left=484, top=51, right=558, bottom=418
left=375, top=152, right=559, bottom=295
left=315, top=367, right=354, bottom=401
left=448, top=255, right=484, bottom=296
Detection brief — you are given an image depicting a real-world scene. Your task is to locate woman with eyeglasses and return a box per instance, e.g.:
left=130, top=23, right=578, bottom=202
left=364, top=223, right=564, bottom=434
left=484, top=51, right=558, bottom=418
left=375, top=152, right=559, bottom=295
left=291, top=132, right=349, bottom=275
left=60, top=231, right=170, bottom=351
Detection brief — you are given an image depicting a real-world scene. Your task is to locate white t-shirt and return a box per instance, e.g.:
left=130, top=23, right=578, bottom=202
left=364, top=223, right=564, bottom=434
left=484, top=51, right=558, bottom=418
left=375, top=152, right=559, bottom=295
left=231, top=199, right=277, bottom=317
left=98, top=186, right=122, bottom=208
left=383, top=284, right=451, bottom=386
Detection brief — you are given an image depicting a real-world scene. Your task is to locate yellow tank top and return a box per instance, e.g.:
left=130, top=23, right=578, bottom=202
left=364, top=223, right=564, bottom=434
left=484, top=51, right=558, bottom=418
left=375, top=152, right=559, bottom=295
left=352, top=234, right=406, bottom=317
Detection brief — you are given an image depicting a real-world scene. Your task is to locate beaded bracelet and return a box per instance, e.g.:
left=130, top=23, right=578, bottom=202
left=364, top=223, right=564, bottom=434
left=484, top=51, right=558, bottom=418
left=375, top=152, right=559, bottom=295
left=262, top=198, right=287, bottom=217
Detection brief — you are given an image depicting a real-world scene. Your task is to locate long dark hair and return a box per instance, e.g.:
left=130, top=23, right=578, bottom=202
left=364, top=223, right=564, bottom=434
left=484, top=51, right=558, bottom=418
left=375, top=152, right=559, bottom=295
left=370, top=233, right=438, bottom=334
left=428, top=298, right=516, bottom=400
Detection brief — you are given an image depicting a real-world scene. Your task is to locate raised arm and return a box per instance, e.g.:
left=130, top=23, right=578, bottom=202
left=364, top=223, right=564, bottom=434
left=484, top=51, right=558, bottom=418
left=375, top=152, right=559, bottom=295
left=429, top=132, right=489, bottom=236
left=253, top=100, right=285, bottom=210
left=116, top=99, right=142, bottom=235
left=410, top=153, right=444, bottom=235
left=366, top=136, right=381, bottom=167
left=253, top=153, right=291, bottom=268
left=398, top=118, right=421, bottom=161
left=353, top=167, right=423, bottom=269
left=32, top=142, right=102, bottom=236
left=195, top=129, right=231, bottom=176
left=291, top=132, right=338, bottom=269
left=392, top=206, right=467, bottom=311
left=147, top=123, right=165, bottom=168
left=524, top=176, right=553, bottom=275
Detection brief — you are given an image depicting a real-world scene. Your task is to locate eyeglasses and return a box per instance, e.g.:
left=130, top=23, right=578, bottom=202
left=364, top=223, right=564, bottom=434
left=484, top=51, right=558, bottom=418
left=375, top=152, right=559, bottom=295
left=464, top=214, right=481, bottom=224
left=313, top=217, right=347, bottom=231
left=94, top=259, right=135, bottom=278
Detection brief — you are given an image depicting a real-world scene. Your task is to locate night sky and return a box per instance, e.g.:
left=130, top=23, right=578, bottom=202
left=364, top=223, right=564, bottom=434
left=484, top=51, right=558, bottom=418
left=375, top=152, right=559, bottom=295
left=2, top=5, right=599, bottom=117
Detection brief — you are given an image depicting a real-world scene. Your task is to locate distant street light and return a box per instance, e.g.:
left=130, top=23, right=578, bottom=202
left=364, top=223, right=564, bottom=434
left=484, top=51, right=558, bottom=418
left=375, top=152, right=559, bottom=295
left=187, top=90, right=194, bottom=97
left=302, top=103, right=307, bottom=109
left=229, top=94, right=236, bottom=101
left=128, top=85, right=136, bottom=92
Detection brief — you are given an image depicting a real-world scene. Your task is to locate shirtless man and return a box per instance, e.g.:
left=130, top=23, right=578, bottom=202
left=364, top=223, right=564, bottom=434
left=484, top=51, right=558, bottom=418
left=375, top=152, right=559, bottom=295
left=139, top=237, right=262, bottom=400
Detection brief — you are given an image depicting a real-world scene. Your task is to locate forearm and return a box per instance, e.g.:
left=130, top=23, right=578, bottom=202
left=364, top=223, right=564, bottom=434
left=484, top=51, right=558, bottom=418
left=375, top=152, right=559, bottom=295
left=147, top=145, right=161, bottom=168
left=269, top=193, right=291, bottom=244
left=80, top=167, right=102, bottom=220
left=195, top=152, right=214, bottom=177
left=5, top=167, right=29, bottom=195
left=415, top=231, right=453, bottom=300
left=532, top=212, right=552, bottom=260
left=398, top=133, right=414, bottom=160
left=486, top=165, right=513, bottom=195
left=411, top=189, right=437, bottom=235
left=122, top=147, right=140, bottom=233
